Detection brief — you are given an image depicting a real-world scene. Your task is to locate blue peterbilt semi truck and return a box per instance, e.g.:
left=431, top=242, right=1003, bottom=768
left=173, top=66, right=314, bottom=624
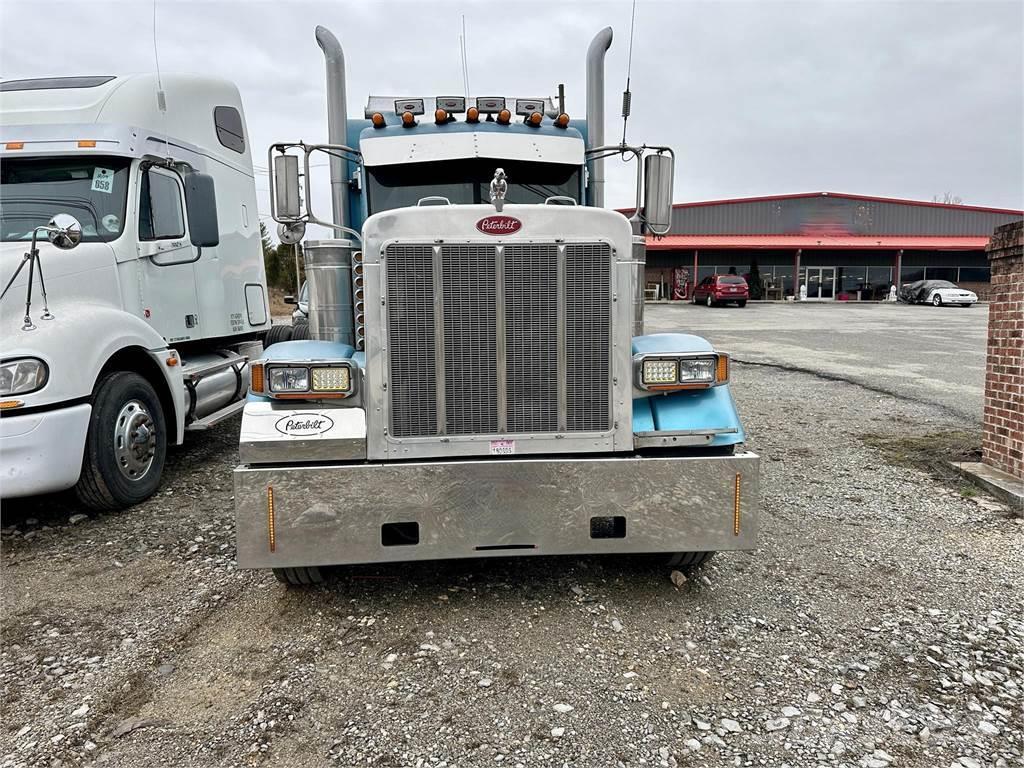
left=235, top=25, right=759, bottom=585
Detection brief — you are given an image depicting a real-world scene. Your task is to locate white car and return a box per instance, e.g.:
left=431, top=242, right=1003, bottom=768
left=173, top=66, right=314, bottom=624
left=900, top=280, right=977, bottom=307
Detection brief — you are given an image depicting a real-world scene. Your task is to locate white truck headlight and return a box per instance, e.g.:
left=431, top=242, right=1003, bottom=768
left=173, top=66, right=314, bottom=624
left=268, top=366, right=310, bottom=393
left=635, top=354, right=728, bottom=391
left=251, top=360, right=356, bottom=399
left=0, top=358, right=49, bottom=396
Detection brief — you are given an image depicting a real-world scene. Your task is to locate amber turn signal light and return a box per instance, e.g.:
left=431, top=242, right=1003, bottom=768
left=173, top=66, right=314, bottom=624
left=371, top=112, right=386, bottom=128
left=401, top=111, right=416, bottom=127
left=250, top=362, right=265, bottom=394
left=716, top=354, right=729, bottom=384
left=554, top=113, right=570, bottom=128
left=526, top=112, right=542, bottom=127
left=435, top=108, right=449, bottom=124
left=496, top=109, right=511, bottom=125
left=466, top=107, right=480, bottom=123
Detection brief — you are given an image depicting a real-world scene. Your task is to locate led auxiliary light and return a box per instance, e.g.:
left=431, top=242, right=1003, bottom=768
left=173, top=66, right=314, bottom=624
left=641, top=359, right=677, bottom=385
left=250, top=361, right=356, bottom=399
left=311, top=366, right=350, bottom=393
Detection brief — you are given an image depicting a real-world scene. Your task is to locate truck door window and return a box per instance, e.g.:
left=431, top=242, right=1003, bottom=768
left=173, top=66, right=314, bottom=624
left=139, top=170, right=185, bottom=240
left=0, top=156, right=130, bottom=243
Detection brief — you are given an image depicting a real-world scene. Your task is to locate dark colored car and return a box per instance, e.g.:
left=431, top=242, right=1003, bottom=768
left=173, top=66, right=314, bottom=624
left=693, top=275, right=749, bottom=307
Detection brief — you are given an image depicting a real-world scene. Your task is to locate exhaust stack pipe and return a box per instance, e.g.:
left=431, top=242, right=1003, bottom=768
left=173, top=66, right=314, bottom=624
left=315, top=25, right=349, bottom=230
left=585, top=27, right=613, bottom=208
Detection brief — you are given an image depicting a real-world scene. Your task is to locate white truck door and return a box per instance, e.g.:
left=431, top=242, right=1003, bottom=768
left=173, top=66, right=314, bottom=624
left=136, top=167, right=202, bottom=343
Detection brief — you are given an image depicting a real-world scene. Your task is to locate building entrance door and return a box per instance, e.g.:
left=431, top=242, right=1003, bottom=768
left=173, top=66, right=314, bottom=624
left=804, top=267, right=836, bottom=300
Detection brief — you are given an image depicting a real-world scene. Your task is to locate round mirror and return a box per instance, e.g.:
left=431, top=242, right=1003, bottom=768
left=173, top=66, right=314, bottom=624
left=277, top=221, right=306, bottom=245
left=47, top=214, right=83, bottom=250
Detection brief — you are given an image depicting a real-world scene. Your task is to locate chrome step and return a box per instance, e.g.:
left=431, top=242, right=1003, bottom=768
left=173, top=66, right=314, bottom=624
left=185, top=399, right=245, bottom=431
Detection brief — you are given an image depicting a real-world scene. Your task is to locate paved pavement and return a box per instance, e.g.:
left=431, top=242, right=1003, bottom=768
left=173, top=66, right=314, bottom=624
left=645, top=301, right=989, bottom=422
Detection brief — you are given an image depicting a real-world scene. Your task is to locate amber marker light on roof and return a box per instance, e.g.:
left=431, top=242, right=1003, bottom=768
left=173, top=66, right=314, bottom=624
left=434, top=108, right=449, bottom=124
left=554, top=113, right=570, bottom=128
left=371, top=112, right=386, bottom=128
left=402, top=111, right=417, bottom=127
left=466, top=107, right=480, bottom=123
left=526, top=112, right=543, bottom=127
left=496, top=109, right=511, bottom=125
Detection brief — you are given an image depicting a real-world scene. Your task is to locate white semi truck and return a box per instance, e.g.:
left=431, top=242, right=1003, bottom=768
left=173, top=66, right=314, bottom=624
left=236, top=26, right=760, bottom=585
left=0, top=74, right=270, bottom=509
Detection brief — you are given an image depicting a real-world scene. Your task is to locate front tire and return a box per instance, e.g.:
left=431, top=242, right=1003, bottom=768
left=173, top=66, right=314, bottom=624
left=932, top=294, right=942, bottom=306
left=273, top=566, right=324, bottom=586
left=737, top=300, right=747, bottom=308
left=706, top=295, right=714, bottom=308
left=75, top=372, right=167, bottom=511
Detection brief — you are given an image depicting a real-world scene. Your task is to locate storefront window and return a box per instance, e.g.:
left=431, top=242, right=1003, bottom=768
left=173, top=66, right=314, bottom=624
left=958, top=267, right=991, bottom=282
left=902, top=269, right=924, bottom=284
left=836, top=266, right=867, bottom=295
left=866, top=267, right=893, bottom=299
left=926, top=267, right=957, bottom=281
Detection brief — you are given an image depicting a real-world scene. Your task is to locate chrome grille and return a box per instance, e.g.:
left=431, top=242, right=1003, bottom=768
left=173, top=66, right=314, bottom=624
left=505, top=245, right=559, bottom=432
left=384, top=242, right=612, bottom=438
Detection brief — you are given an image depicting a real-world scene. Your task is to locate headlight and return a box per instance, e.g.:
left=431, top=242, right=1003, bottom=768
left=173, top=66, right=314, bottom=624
left=635, top=353, right=728, bottom=391
left=0, top=358, right=48, bottom=396
left=268, top=366, right=310, bottom=393
left=251, top=360, right=356, bottom=399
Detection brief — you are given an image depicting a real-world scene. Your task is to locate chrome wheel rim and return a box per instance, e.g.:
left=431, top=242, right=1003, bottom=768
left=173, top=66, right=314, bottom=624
left=933, top=295, right=941, bottom=305
left=113, top=400, right=156, bottom=481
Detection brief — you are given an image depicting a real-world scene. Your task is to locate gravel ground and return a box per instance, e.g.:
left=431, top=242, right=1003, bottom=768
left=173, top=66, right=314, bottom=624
left=2, top=306, right=1022, bottom=768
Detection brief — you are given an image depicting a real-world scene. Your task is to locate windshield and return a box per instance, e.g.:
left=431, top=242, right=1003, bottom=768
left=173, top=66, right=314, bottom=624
left=930, top=281, right=957, bottom=289
left=1, top=156, right=131, bottom=243
left=367, top=158, right=582, bottom=214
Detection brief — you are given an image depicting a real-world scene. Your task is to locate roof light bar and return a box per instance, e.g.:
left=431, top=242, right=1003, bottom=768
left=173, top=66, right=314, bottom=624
left=475, top=97, right=506, bottom=114
left=393, top=98, right=425, bottom=116
left=436, top=96, right=466, bottom=114
left=514, top=98, right=545, bottom=116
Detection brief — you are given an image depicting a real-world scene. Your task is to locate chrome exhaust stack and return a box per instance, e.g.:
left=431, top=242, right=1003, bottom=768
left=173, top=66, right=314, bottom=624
left=315, top=25, right=350, bottom=231
left=585, top=27, right=613, bottom=209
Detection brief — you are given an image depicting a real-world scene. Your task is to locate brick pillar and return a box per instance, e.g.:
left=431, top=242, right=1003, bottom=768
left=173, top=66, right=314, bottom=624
left=982, top=220, right=1024, bottom=480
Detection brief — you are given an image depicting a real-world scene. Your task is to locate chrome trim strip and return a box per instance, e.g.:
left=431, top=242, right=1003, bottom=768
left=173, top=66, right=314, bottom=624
left=495, top=244, right=508, bottom=433
left=556, top=243, right=567, bottom=432
left=432, top=244, right=447, bottom=435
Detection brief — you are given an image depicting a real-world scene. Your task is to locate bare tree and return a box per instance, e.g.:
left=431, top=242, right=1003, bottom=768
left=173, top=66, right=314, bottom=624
left=932, top=192, right=964, bottom=205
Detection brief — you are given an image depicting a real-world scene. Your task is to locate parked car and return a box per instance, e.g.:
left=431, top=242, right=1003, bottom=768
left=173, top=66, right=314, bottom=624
left=284, top=281, right=308, bottom=322
left=898, top=279, right=977, bottom=307
left=693, top=275, right=749, bottom=307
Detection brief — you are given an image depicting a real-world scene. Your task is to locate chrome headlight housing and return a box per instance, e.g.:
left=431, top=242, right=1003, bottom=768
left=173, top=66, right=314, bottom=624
left=634, top=353, right=728, bottom=391
left=0, top=357, right=49, bottom=396
left=251, top=359, right=356, bottom=399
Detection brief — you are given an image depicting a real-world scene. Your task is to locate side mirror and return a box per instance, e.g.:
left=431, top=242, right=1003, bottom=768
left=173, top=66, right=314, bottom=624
left=273, top=154, right=301, bottom=219
left=182, top=172, right=219, bottom=247
left=46, top=213, right=83, bottom=250
left=283, top=295, right=297, bottom=305
left=642, top=153, right=674, bottom=236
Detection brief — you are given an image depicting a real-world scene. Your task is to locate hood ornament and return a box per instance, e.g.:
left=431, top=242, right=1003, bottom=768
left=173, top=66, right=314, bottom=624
left=489, top=167, right=507, bottom=213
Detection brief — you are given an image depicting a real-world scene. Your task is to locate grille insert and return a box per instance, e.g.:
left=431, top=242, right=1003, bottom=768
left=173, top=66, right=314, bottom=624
left=384, top=242, right=612, bottom=439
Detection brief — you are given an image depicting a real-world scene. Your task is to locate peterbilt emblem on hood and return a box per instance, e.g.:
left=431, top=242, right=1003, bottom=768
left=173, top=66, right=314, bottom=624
left=476, top=215, right=522, bottom=236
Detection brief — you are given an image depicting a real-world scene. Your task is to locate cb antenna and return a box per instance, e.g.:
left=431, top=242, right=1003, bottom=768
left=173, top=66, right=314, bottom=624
left=151, top=0, right=169, bottom=159
left=620, top=0, right=637, bottom=147
left=459, top=15, right=471, bottom=101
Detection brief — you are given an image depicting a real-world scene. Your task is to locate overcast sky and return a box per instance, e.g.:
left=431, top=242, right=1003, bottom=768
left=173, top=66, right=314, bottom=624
left=2, top=0, right=1022, bottom=228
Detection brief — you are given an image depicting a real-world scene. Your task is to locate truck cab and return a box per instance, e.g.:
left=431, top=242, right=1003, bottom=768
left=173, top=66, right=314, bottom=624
left=235, top=26, right=759, bottom=584
left=1, top=74, right=269, bottom=508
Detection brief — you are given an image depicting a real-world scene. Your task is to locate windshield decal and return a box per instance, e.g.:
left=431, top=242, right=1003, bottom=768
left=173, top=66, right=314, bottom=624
left=91, top=167, right=115, bottom=194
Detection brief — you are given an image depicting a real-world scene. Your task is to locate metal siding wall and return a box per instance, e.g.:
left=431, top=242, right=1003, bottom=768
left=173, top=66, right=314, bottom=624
left=671, top=196, right=1022, bottom=236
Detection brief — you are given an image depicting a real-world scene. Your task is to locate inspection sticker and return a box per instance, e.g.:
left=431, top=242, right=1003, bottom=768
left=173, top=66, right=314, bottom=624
left=91, top=167, right=114, bottom=194
left=489, top=439, right=515, bottom=456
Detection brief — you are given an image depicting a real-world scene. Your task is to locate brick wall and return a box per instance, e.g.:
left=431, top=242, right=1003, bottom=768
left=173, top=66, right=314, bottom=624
left=982, top=220, right=1024, bottom=479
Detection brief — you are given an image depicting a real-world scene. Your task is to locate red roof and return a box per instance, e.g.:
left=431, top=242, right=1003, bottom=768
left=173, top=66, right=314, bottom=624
left=646, top=235, right=992, bottom=251
left=619, top=191, right=1024, bottom=216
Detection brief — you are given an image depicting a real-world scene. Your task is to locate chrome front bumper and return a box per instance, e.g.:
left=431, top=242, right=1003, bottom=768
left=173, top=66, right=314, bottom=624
left=234, top=452, right=759, bottom=569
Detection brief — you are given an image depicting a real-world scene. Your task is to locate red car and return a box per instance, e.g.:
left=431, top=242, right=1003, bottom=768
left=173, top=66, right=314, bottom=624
left=693, top=275, right=749, bottom=307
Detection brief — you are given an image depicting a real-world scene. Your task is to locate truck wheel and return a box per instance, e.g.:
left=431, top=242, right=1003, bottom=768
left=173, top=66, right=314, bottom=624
left=264, top=323, right=293, bottom=347
left=666, top=551, right=716, bottom=567
left=75, top=372, right=167, bottom=511
left=290, top=322, right=311, bottom=341
left=273, top=566, right=324, bottom=586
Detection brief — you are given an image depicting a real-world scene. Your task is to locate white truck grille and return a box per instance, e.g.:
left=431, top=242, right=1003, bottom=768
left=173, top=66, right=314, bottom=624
left=385, top=242, right=612, bottom=438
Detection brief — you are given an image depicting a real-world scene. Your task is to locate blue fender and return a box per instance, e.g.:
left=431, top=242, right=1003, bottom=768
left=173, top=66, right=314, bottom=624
left=631, top=333, right=745, bottom=447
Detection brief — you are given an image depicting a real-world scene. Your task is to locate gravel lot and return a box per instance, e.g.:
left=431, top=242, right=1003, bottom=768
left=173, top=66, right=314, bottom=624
left=2, top=303, right=1021, bottom=768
